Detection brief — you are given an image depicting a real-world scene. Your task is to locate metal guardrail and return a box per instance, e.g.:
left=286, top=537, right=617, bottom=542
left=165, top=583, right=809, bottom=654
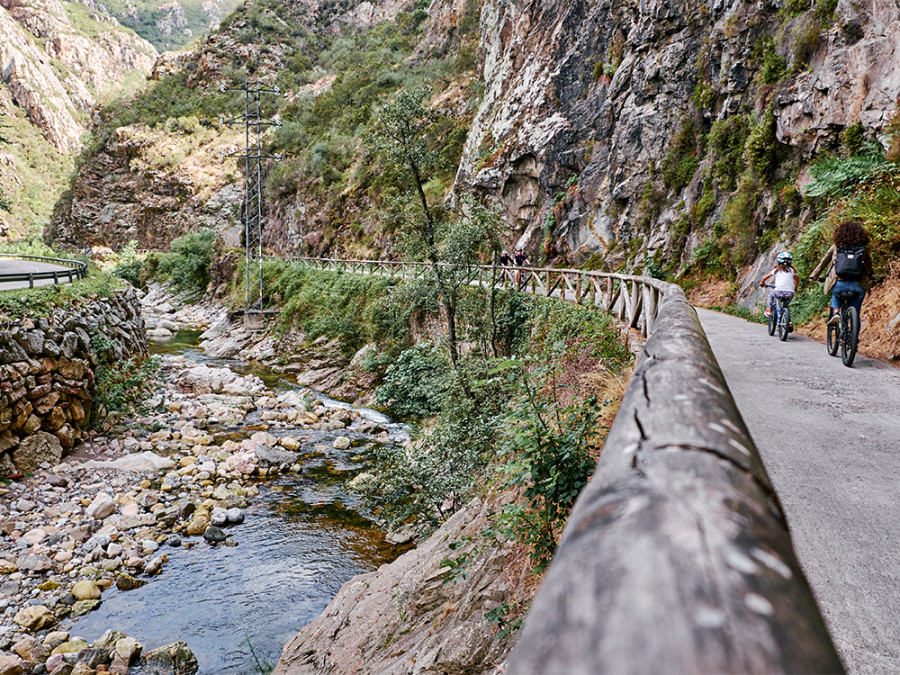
left=275, top=255, right=842, bottom=672
left=0, top=253, right=88, bottom=288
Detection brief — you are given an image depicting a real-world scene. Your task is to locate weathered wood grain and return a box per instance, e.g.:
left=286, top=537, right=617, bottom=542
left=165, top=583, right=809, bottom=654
left=506, top=287, right=843, bottom=675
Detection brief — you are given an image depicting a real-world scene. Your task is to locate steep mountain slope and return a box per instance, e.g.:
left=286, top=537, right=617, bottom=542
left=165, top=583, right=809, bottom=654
left=94, top=0, right=242, bottom=52
left=50, top=0, right=468, bottom=251
left=0, top=0, right=157, bottom=232
left=49, top=0, right=900, bottom=355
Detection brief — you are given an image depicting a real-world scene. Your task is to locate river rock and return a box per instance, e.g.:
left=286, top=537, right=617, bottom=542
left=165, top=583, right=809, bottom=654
left=71, top=580, right=101, bottom=601
left=250, top=431, right=277, bottom=446
left=85, top=493, right=116, bottom=520
left=145, top=556, right=165, bottom=576
left=185, top=515, right=209, bottom=536
left=117, top=513, right=157, bottom=530
left=21, top=527, right=46, bottom=545
left=116, top=574, right=146, bottom=591
left=279, top=436, right=301, bottom=451
left=44, top=653, right=66, bottom=672
left=210, top=508, right=228, bottom=526
left=16, top=554, right=53, bottom=572
left=12, top=636, right=49, bottom=663
left=225, top=508, right=244, bottom=524
left=78, top=647, right=112, bottom=668
left=71, top=599, right=101, bottom=616
left=255, top=445, right=299, bottom=466
left=50, top=638, right=89, bottom=655
left=203, top=525, right=226, bottom=543
left=84, top=452, right=176, bottom=473
left=332, top=436, right=352, bottom=450
left=13, top=605, right=55, bottom=631
left=142, top=641, right=199, bottom=675
left=11, top=432, right=63, bottom=473
left=0, top=654, right=24, bottom=674
left=114, top=636, right=143, bottom=664
left=92, top=630, right=127, bottom=650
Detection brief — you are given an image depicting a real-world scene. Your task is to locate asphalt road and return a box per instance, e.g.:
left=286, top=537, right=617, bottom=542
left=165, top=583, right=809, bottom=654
left=0, top=259, right=77, bottom=291
left=697, top=308, right=900, bottom=674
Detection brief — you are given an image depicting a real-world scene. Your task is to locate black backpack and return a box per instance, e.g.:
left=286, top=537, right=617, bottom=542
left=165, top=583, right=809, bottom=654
left=834, top=246, right=866, bottom=280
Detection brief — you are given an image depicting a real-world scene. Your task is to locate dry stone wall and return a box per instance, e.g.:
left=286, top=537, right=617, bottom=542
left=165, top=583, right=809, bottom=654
left=0, top=288, right=146, bottom=475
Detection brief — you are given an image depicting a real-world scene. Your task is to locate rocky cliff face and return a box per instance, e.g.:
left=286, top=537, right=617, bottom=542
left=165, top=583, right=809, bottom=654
left=0, top=0, right=158, bottom=233
left=455, top=0, right=900, bottom=266
left=0, top=0, right=157, bottom=154
left=49, top=122, right=244, bottom=249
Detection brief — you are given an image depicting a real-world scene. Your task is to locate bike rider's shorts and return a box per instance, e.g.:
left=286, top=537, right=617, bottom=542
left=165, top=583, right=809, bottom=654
left=768, top=289, right=794, bottom=308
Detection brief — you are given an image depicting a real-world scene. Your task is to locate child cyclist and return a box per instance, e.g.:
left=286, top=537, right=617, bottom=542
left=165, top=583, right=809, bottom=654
left=759, top=251, right=798, bottom=318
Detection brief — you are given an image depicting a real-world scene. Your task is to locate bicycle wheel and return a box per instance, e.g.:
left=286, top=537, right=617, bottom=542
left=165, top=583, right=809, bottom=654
left=826, top=316, right=839, bottom=356
left=767, top=307, right=776, bottom=336
left=841, top=306, right=859, bottom=367
left=778, top=305, right=790, bottom=342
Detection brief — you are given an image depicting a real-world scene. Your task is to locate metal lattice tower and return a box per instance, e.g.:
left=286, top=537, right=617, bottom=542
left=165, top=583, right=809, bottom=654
left=223, top=82, right=281, bottom=319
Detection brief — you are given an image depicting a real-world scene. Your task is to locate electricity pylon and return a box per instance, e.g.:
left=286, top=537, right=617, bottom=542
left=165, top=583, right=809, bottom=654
left=221, top=81, right=281, bottom=323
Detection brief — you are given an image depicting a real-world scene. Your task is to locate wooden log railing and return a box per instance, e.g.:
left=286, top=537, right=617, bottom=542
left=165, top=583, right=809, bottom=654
left=271, top=256, right=665, bottom=338
left=276, top=255, right=842, bottom=673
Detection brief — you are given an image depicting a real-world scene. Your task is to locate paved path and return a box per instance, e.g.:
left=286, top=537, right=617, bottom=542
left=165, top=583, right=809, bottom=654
left=0, top=259, right=77, bottom=291
left=697, top=308, right=900, bottom=674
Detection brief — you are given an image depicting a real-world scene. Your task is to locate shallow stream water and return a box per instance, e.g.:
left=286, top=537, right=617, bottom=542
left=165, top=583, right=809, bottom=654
left=65, top=331, right=408, bottom=673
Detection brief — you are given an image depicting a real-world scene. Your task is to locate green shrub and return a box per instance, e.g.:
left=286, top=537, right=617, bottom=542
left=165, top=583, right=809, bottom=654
left=376, top=342, right=451, bottom=418
left=718, top=172, right=763, bottom=269
left=265, top=262, right=413, bottom=356
left=708, top=116, right=748, bottom=189
left=756, top=37, right=787, bottom=84
left=782, top=0, right=810, bottom=18
left=662, top=118, right=702, bottom=192
left=744, top=107, right=777, bottom=176
left=804, top=143, right=892, bottom=197
left=693, top=81, right=715, bottom=110
left=359, top=363, right=506, bottom=531
left=813, top=0, right=839, bottom=22
left=156, top=229, right=218, bottom=295
left=90, top=330, right=161, bottom=428
left=491, top=360, right=604, bottom=572
left=841, top=122, right=866, bottom=155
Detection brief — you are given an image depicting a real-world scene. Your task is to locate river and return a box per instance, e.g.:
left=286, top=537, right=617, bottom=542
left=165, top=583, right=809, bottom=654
left=64, top=332, right=410, bottom=673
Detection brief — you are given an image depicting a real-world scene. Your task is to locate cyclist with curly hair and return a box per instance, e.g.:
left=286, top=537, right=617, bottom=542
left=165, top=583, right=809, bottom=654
left=809, top=221, right=874, bottom=325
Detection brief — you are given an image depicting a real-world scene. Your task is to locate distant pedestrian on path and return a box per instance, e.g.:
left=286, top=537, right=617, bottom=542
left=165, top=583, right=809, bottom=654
left=513, top=248, right=529, bottom=286
left=809, top=221, right=873, bottom=325
left=498, top=249, right=513, bottom=284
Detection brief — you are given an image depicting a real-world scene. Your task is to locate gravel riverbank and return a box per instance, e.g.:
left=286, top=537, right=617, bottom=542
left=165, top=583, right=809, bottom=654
left=0, top=289, right=399, bottom=674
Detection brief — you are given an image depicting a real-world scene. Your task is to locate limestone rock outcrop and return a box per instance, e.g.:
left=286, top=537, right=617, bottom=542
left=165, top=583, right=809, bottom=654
left=274, top=496, right=526, bottom=674
left=0, top=0, right=156, bottom=154
left=452, top=0, right=900, bottom=264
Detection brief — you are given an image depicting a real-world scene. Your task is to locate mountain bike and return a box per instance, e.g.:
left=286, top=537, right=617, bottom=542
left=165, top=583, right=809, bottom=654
left=827, top=289, right=861, bottom=367
left=763, top=285, right=792, bottom=342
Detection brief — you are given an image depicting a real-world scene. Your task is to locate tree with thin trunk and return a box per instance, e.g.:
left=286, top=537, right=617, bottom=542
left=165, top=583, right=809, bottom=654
left=369, top=87, right=496, bottom=368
